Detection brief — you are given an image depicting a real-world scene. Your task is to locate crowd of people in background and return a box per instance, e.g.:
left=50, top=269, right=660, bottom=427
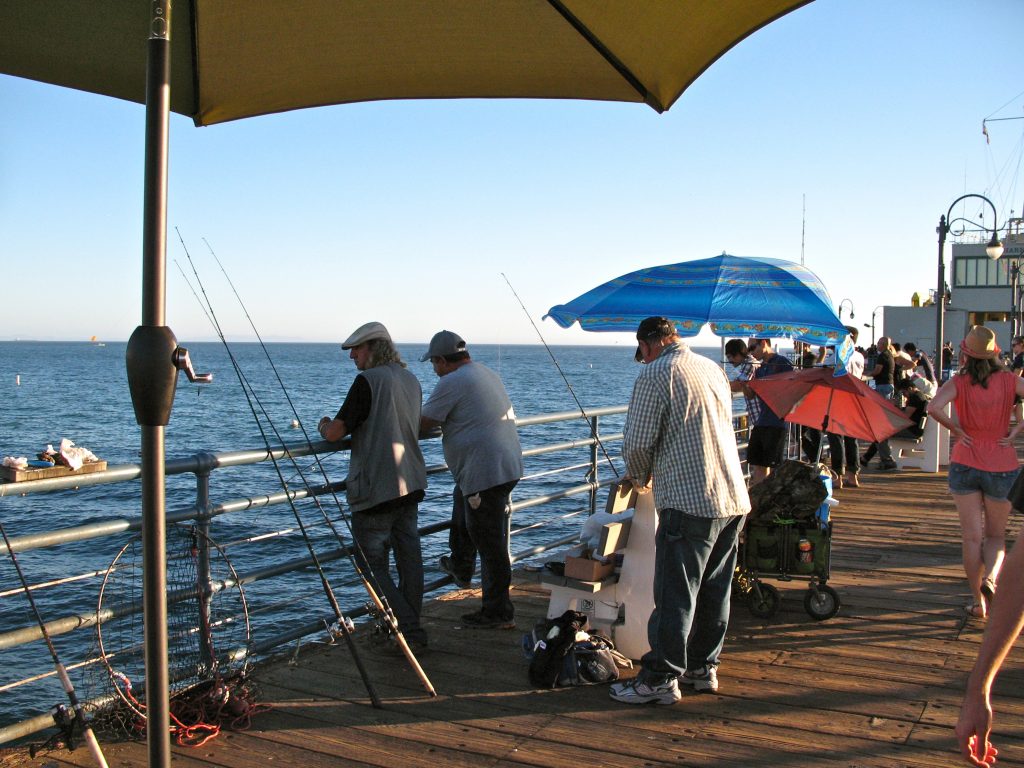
left=725, top=328, right=943, bottom=487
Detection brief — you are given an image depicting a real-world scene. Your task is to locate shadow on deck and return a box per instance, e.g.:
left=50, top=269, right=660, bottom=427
left=5, top=465, right=1024, bottom=767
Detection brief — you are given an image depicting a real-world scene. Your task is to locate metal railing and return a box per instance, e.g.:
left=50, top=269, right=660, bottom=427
left=0, top=403, right=748, bottom=744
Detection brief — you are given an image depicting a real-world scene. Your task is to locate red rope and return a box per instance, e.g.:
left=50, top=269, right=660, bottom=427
left=111, top=672, right=269, bottom=747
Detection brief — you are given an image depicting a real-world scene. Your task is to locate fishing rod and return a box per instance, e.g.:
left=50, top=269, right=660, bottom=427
left=176, top=234, right=432, bottom=697
left=0, top=521, right=109, bottom=768
left=500, top=272, right=620, bottom=477
left=196, top=238, right=434, bottom=696
left=172, top=254, right=383, bottom=708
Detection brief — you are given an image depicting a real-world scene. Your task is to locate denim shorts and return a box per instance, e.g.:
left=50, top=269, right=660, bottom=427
left=948, top=463, right=1020, bottom=499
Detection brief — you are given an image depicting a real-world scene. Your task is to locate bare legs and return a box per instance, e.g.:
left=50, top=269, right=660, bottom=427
left=954, top=491, right=1011, bottom=616
left=749, top=465, right=770, bottom=486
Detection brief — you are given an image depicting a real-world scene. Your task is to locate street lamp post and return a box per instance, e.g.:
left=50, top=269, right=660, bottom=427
left=838, top=298, right=855, bottom=321
left=1010, top=259, right=1020, bottom=339
left=935, top=193, right=1004, bottom=369
left=863, top=305, right=883, bottom=346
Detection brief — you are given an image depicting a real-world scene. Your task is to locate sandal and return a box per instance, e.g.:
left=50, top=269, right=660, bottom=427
left=980, top=578, right=996, bottom=603
left=965, top=602, right=987, bottom=620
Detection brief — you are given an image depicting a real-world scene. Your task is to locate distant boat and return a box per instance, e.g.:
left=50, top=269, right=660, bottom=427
left=90, top=335, right=106, bottom=347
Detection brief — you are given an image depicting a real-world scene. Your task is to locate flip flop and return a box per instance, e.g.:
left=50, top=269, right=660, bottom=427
left=980, top=578, right=996, bottom=603
left=965, top=602, right=987, bottom=620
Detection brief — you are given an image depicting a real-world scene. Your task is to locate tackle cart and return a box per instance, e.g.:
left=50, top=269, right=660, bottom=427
left=733, top=460, right=841, bottom=621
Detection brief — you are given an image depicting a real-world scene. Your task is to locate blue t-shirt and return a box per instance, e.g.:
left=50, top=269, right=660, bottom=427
left=753, top=352, right=794, bottom=428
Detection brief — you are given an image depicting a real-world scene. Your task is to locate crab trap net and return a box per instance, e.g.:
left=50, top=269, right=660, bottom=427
left=83, top=524, right=260, bottom=745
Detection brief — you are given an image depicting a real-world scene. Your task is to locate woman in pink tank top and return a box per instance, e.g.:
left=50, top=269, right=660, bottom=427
left=928, top=326, right=1024, bottom=620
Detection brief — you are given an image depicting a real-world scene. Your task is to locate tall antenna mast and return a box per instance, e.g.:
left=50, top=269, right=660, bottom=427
left=800, top=193, right=806, bottom=266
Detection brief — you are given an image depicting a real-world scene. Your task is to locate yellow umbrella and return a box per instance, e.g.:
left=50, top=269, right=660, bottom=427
left=2, top=1, right=810, bottom=125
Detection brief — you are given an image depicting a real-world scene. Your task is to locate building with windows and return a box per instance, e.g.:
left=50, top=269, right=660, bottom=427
left=882, top=218, right=1024, bottom=359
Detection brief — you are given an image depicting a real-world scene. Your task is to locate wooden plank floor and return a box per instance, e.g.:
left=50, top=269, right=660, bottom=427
left=4, top=464, right=1024, bottom=768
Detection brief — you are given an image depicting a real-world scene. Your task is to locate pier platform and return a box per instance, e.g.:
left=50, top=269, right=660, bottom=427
left=3, top=464, right=1023, bottom=767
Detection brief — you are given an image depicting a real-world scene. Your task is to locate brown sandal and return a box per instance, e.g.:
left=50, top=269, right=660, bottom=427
left=965, top=602, right=987, bottom=620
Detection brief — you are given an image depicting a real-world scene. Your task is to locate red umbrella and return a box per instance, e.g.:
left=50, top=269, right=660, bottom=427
left=746, top=367, right=913, bottom=443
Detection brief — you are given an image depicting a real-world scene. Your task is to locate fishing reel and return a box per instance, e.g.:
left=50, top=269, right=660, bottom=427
left=327, top=615, right=356, bottom=641
left=28, top=703, right=77, bottom=757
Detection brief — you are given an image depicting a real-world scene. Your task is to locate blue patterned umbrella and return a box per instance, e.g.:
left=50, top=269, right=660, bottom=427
left=545, top=254, right=852, bottom=367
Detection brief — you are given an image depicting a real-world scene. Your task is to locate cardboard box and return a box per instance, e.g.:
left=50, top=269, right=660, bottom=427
left=564, top=555, right=615, bottom=582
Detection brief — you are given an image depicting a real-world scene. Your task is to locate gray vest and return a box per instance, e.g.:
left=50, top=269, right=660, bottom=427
left=346, top=363, right=427, bottom=512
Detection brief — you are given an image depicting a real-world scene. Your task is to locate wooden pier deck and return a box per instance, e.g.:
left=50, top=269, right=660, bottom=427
left=5, top=465, right=1024, bottom=768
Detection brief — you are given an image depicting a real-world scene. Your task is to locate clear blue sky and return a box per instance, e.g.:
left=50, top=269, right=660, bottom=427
left=2, top=0, right=1022, bottom=349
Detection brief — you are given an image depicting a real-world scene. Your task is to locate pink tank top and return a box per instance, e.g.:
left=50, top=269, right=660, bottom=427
left=950, top=370, right=1019, bottom=472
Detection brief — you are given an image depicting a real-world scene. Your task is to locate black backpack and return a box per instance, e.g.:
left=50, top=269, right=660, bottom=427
left=522, top=610, right=624, bottom=687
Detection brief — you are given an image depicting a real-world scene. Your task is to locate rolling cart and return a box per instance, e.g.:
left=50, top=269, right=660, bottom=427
left=733, top=459, right=841, bottom=621
left=734, top=517, right=839, bottom=620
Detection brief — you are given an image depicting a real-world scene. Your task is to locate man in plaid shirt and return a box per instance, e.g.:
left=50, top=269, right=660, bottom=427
left=610, top=318, right=750, bottom=706
left=725, top=338, right=760, bottom=428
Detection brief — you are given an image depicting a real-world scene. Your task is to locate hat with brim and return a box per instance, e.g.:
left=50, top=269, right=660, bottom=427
left=960, top=325, right=999, bottom=360
left=342, top=321, right=392, bottom=349
left=421, top=330, right=467, bottom=361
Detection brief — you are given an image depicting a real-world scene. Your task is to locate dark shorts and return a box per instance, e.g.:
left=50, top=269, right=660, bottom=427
left=748, top=425, right=786, bottom=468
left=948, top=463, right=1019, bottom=500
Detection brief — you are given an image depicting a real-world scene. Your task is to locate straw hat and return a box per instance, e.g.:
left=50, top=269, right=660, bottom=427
left=960, top=325, right=999, bottom=360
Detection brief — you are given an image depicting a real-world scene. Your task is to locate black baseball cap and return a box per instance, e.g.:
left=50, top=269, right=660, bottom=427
left=634, top=317, right=674, bottom=362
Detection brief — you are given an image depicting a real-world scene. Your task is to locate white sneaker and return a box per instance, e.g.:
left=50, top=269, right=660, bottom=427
left=681, top=665, right=719, bottom=693
left=609, top=677, right=681, bottom=705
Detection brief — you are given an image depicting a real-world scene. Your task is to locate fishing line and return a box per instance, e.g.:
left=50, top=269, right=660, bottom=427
left=0, top=520, right=109, bottom=768
left=500, top=272, right=620, bottom=477
left=200, top=237, right=434, bottom=695
left=174, top=233, right=385, bottom=707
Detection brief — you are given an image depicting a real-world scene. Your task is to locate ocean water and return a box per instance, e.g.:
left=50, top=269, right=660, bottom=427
left=0, top=340, right=727, bottom=731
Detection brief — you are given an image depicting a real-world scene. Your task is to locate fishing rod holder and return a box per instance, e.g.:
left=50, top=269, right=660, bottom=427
left=126, top=326, right=212, bottom=426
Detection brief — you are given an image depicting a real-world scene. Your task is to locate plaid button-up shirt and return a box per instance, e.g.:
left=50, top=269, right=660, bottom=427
left=729, top=355, right=761, bottom=425
left=623, top=342, right=750, bottom=519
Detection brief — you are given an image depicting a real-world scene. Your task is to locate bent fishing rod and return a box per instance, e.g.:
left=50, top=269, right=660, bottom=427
left=197, top=239, right=434, bottom=696
left=501, top=273, right=620, bottom=479
left=176, top=234, right=433, bottom=697
left=0, top=521, right=109, bottom=768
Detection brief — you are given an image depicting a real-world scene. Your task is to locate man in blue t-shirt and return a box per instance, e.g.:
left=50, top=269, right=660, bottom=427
left=744, top=338, right=794, bottom=485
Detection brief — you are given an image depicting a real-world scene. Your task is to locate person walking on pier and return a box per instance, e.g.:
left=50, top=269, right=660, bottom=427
left=420, top=330, right=523, bottom=630
left=956, top=531, right=1024, bottom=766
left=611, top=317, right=750, bottom=705
left=927, top=326, right=1024, bottom=620
left=318, top=321, right=429, bottom=649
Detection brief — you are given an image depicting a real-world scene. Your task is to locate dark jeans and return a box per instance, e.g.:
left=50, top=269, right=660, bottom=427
left=801, top=428, right=824, bottom=463
left=871, top=384, right=894, bottom=461
left=827, top=433, right=860, bottom=475
left=352, top=499, right=426, bottom=644
left=639, top=510, right=743, bottom=685
left=800, top=431, right=859, bottom=475
left=448, top=480, right=518, bottom=621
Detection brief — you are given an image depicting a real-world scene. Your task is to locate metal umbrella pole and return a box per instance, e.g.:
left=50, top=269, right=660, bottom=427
left=123, top=4, right=209, bottom=765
